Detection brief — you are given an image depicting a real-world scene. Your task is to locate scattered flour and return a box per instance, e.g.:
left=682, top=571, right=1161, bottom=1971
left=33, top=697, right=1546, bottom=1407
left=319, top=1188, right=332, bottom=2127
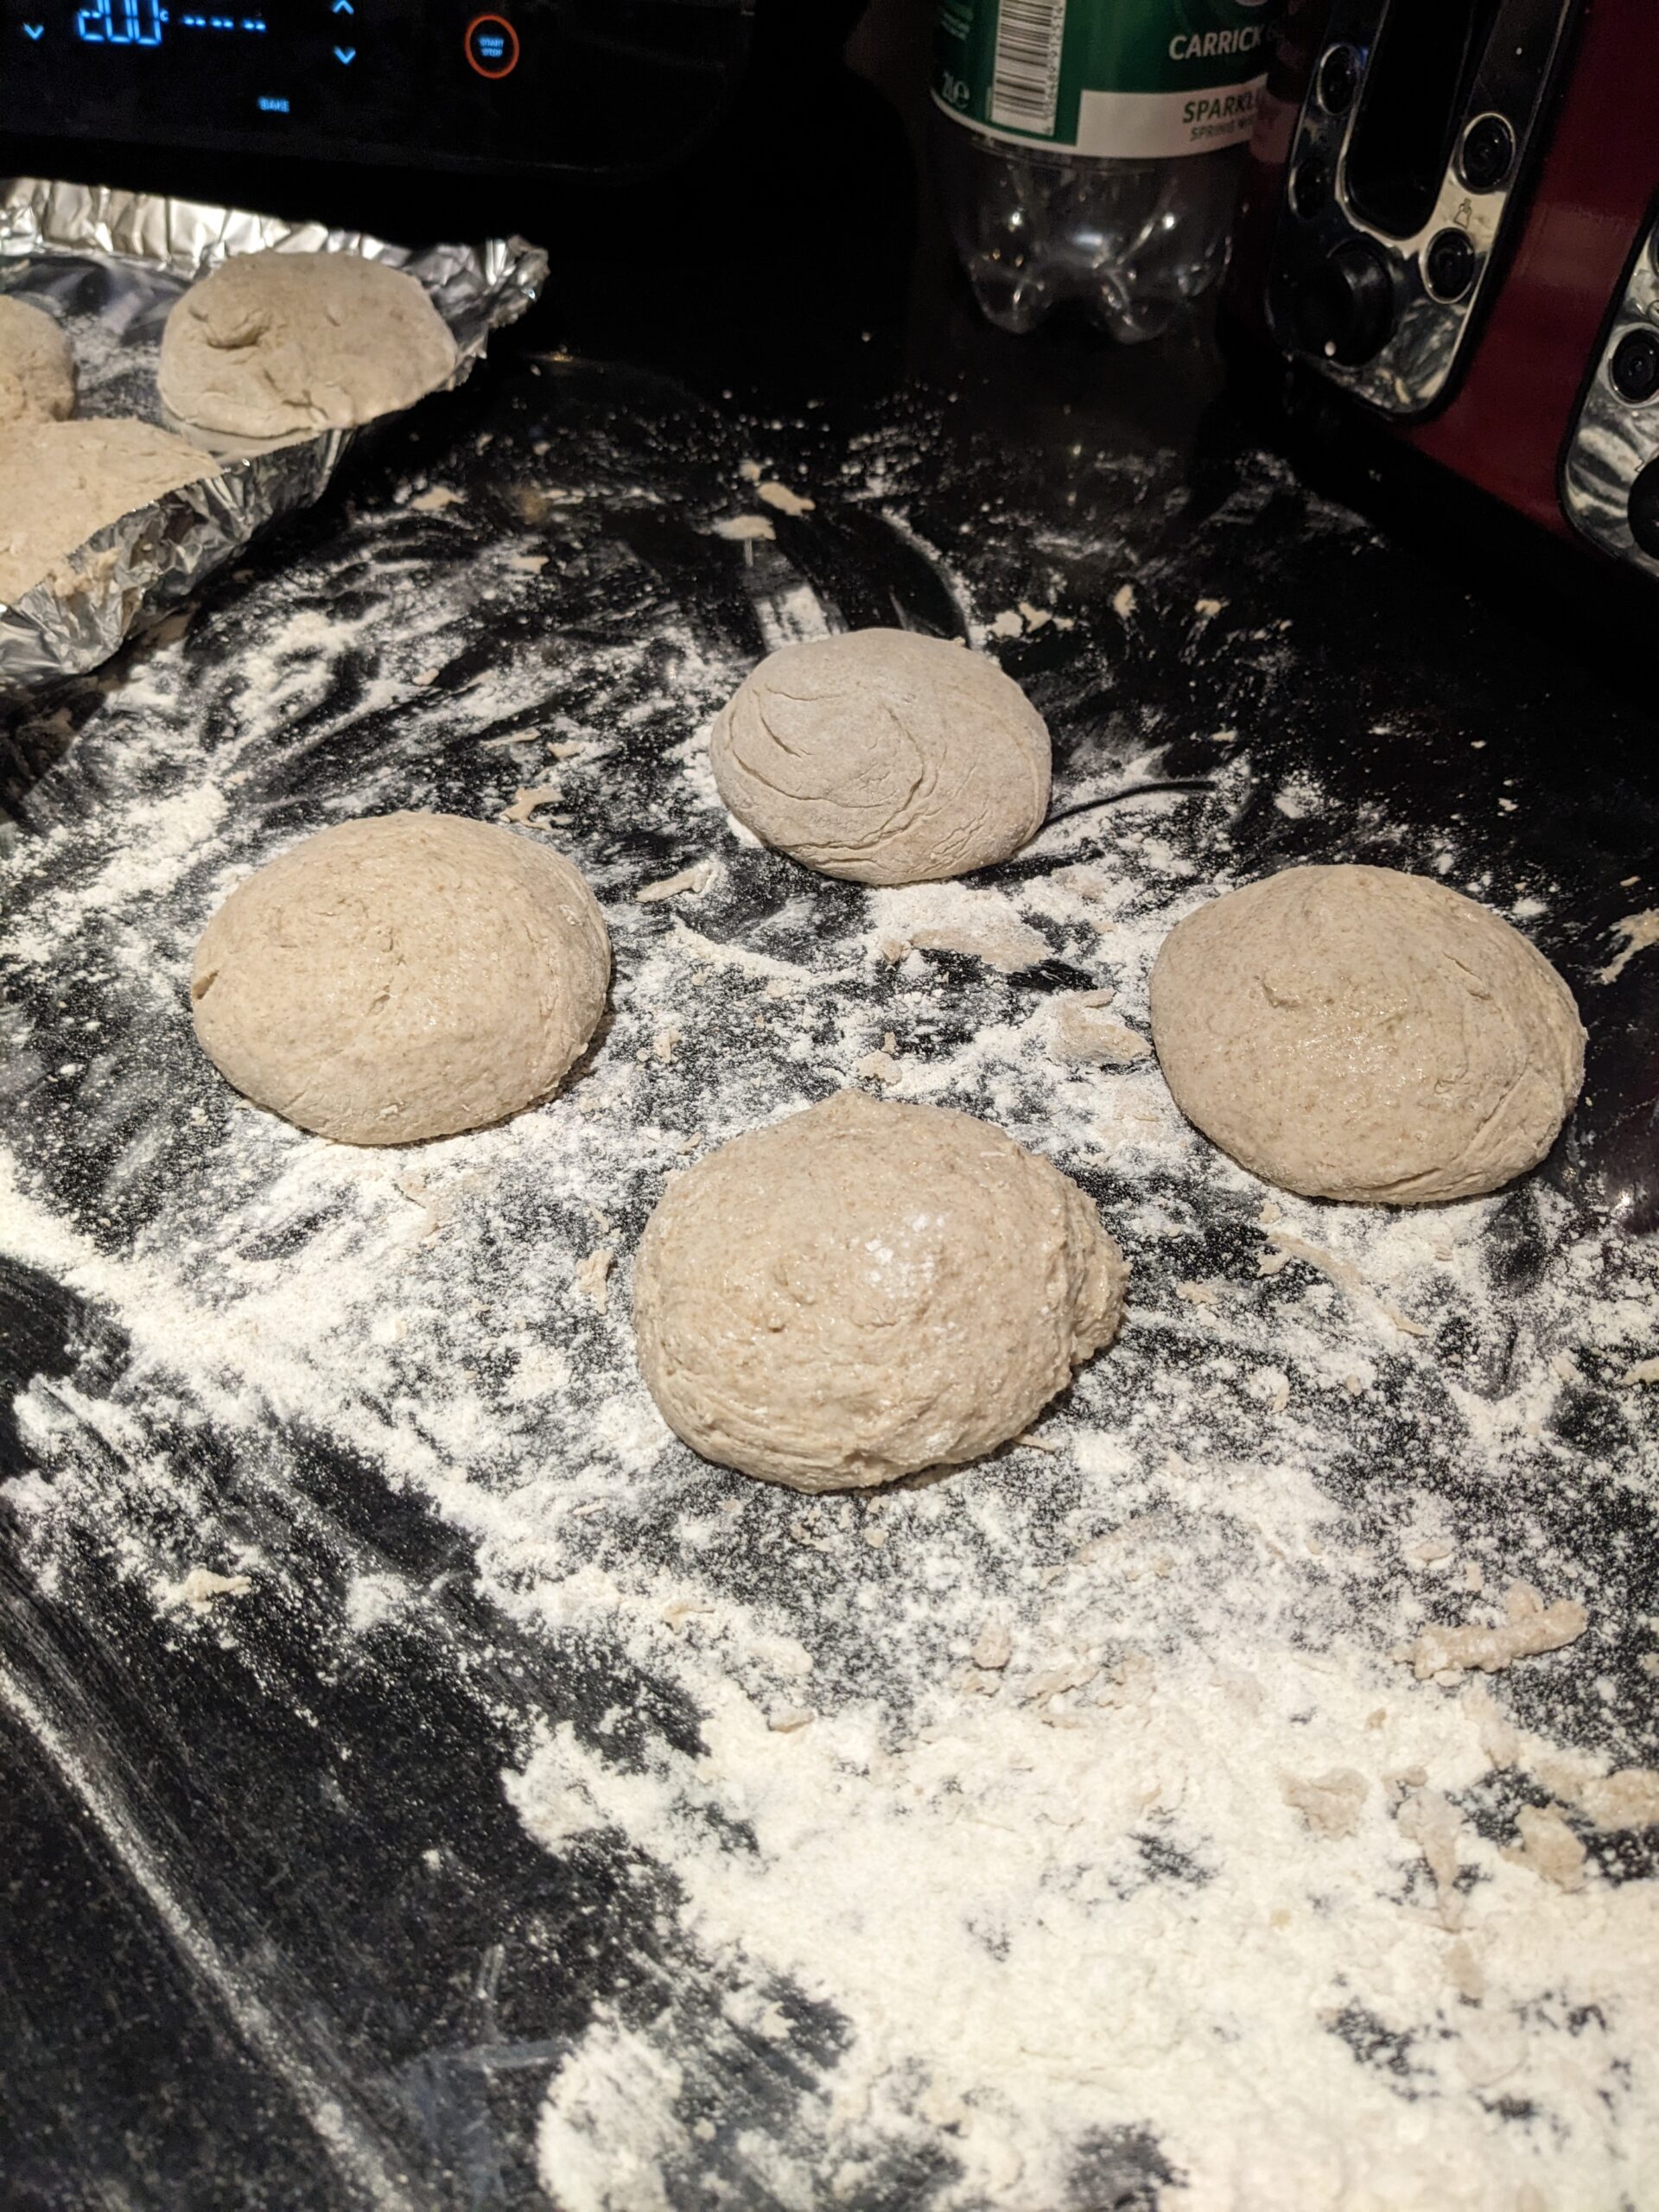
left=2, top=404, right=1655, bottom=2212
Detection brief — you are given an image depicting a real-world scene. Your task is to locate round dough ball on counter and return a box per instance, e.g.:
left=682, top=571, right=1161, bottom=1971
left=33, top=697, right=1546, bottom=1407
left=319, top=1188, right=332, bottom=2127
left=190, top=813, right=610, bottom=1145
left=0, top=418, right=219, bottom=607
left=632, top=1090, right=1128, bottom=1491
left=1148, top=862, right=1584, bottom=1205
left=159, top=251, right=460, bottom=439
left=709, top=628, right=1050, bottom=886
left=0, top=296, right=76, bottom=429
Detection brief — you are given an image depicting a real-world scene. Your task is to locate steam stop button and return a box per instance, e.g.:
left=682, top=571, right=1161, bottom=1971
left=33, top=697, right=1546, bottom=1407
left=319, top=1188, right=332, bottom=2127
left=465, top=14, right=518, bottom=77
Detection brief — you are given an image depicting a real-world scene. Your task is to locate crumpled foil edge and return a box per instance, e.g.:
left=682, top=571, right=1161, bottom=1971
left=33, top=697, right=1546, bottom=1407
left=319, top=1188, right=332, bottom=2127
left=1, top=175, right=547, bottom=696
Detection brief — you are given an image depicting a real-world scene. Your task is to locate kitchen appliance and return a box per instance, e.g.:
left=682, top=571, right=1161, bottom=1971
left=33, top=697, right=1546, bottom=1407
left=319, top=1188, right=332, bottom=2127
left=1226, top=0, right=1659, bottom=581
left=0, top=0, right=753, bottom=178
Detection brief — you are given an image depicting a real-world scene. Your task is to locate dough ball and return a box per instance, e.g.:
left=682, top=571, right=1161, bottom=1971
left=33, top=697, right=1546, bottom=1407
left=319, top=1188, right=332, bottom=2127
left=0, top=296, right=76, bottom=428
left=159, top=251, right=459, bottom=439
left=1148, top=863, right=1584, bottom=1205
left=0, top=418, right=219, bottom=606
left=709, top=629, right=1051, bottom=885
left=191, top=813, right=610, bottom=1144
left=633, top=1090, right=1127, bottom=1491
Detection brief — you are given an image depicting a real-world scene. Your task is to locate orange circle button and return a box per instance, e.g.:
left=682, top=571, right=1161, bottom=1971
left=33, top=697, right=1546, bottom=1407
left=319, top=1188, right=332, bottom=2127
left=465, top=13, right=518, bottom=77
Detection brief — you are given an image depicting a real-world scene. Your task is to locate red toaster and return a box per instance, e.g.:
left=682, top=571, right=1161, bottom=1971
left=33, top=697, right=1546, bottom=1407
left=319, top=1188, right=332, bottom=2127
left=1226, top=0, right=1659, bottom=580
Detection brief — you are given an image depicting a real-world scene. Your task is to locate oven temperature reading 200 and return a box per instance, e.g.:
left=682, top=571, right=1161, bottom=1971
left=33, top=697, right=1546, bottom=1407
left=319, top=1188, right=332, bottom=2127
left=74, top=0, right=164, bottom=42
left=73, top=0, right=271, bottom=41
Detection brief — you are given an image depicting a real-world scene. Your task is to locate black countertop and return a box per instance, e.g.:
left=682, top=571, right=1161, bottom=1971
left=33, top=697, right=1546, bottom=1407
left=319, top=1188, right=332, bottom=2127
left=3, top=12, right=1658, bottom=2210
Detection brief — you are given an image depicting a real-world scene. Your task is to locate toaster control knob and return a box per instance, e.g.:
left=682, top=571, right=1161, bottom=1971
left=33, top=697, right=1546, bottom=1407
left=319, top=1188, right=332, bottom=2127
left=1629, top=460, right=1659, bottom=561
left=1316, top=44, right=1359, bottom=116
left=1611, top=329, right=1659, bottom=405
left=1424, top=228, right=1477, bottom=302
left=1294, top=241, right=1394, bottom=366
left=1459, top=114, right=1515, bottom=194
left=1291, top=156, right=1331, bottom=219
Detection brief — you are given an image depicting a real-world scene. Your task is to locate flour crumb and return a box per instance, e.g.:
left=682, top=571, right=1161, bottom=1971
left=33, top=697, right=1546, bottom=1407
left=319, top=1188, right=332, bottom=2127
left=409, top=485, right=462, bottom=513
left=1396, top=1582, right=1588, bottom=1681
left=1462, top=1682, right=1522, bottom=1770
left=1505, top=1804, right=1588, bottom=1891
left=1620, top=1356, right=1659, bottom=1387
left=501, top=783, right=563, bottom=823
left=754, top=480, right=816, bottom=517
left=1396, top=1786, right=1466, bottom=1929
left=768, top=1707, right=816, bottom=1733
left=857, top=1033, right=902, bottom=1085
left=872, top=884, right=1050, bottom=975
left=574, top=1248, right=614, bottom=1312
left=711, top=515, right=776, bottom=543
left=1021, top=1657, right=1097, bottom=1706
left=1281, top=1767, right=1368, bottom=1840
left=1598, top=909, right=1659, bottom=984
left=1112, top=583, right=1137, bottom=620
left=1174, top=1281, right=1217, bottom=1307
left=1577, top=1768, right=1659, bottom=1829
left=972, top=1622, right=1013, bottom=1671
left=636, top=861, right=717, bottom=904
left=652, top=1024, right=682, bottom=1064
left=1443, top=1936, right=1485, bottom=2002
left=1050, top=991, right=1149, bottom=1067
left=1249, top=1367, right=1292, bottom=1412
left=661, top=1600, right=711, bottom=1633
left=1051, top=865, right=1110, bottom=901
left=161, top=1566, right=253, bottom=1614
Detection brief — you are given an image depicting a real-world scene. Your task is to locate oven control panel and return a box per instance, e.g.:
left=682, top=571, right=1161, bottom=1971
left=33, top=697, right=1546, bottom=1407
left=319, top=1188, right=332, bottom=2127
left=0, top=0, right=749, bottom=175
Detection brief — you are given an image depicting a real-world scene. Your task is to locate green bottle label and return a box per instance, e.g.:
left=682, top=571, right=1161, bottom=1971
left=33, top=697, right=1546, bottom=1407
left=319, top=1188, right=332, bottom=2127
left=935, top=0, right=1281, bottom=159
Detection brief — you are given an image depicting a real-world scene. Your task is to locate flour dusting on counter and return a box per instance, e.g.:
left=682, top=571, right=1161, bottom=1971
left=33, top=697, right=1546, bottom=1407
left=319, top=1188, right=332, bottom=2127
left=3, top=361, right=1657, bottom=2210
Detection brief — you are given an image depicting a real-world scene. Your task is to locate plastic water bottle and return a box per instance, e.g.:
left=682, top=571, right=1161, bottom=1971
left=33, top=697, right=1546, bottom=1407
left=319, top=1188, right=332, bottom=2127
left=931, top=0, right=1281, bottom=340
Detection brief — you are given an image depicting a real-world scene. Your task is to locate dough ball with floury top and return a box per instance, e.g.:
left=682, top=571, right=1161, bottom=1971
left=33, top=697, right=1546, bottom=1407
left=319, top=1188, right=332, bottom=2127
left=0, top=296, right=76, bottom=429
left=1148, top=863, right=1585, bottom=1205
left=632, top=1090, right=1128, bottom=1491
left=159, top=250, right=459, bottom=439
left=709, top=628, right=1051, bottom=885
left=190, top=813, right=610, bottom=1144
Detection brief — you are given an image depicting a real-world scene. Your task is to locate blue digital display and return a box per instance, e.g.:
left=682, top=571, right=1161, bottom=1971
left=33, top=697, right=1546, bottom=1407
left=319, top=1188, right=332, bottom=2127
left=74, top=0, right=164, bottom=44
left=73, top=0, right=270, bottom=42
